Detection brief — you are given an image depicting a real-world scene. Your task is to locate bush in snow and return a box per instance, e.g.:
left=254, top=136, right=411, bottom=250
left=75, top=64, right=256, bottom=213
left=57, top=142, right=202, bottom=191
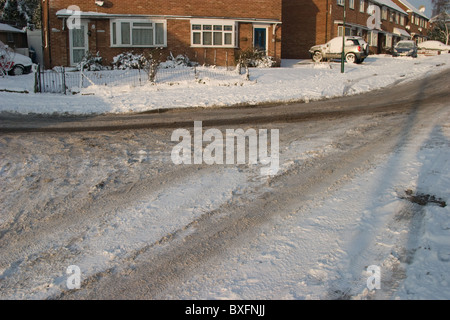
left=77, top=52, right=108, bottom=71
left=159, top=52, right=198, bottom=69
left=235, top=48, right=276, bottom=69
left=112, top=51, right=147, bottom=70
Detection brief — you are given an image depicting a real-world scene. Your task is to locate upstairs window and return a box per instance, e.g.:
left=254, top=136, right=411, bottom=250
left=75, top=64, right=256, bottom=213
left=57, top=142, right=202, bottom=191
left=359, top=0, right=365, bottom=13
left=382, top=7, right=388, bottom=20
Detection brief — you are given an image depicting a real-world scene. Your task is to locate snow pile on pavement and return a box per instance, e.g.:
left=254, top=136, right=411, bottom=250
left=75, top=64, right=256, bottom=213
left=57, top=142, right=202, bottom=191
left=0, top=54, right=449, bottom=115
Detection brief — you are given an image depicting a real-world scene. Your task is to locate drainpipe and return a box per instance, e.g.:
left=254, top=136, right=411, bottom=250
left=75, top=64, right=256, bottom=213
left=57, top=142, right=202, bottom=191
left=273, top=22, right=280, bottom=65
left=326, top=0, right=329, bottom=43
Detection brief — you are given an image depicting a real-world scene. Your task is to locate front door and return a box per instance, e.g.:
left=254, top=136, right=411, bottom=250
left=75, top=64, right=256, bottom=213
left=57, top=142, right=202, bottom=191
left=254, top=28, right=267, bottom=53
left=69, top=21, right=89, bottom=66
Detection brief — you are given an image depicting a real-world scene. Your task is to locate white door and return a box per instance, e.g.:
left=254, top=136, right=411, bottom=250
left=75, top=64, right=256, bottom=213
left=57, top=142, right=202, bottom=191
left=69, top=21, right=89, bottom=66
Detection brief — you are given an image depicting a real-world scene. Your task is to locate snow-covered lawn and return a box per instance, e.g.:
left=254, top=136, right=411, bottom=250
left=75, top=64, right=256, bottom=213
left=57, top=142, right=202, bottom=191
left=1, top=54, right=449, bottom=115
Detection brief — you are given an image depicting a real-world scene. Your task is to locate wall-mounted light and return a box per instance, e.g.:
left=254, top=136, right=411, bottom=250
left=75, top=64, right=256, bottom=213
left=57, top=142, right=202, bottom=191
left=95, top=1, right=104, bottom=6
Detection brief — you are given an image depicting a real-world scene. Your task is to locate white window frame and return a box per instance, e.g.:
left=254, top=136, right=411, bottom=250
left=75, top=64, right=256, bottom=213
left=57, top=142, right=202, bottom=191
left=349, top=0, right=355, bottom=9
left=338, top=26, right=351, bottom=37
left=400, top=15, right=405, bottom=26
left=359, top=0, right=365, bottom=13
left=190, top=19, right=237, bottom=48
left=337, top=0, right=344, bottom=6
left=110, top=19, right=167, bottom=48
left=368, top=31, right=378, bottom=46
left=385, top=34, right=392, bottom=47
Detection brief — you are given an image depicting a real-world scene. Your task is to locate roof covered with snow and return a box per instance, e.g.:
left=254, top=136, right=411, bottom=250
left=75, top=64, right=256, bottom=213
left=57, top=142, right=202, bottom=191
left=397, top=0, right=429, bottom=19
left=0, top=23, right=25, bottom=33
left=372, top=0, right=408, bottom=15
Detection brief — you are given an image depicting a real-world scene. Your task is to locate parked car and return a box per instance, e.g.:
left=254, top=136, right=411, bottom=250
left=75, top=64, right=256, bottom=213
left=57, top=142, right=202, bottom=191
left=392, top=40, right=418, bottom=58
left=309, top=36, right=369, bottom=64
left=0, top=51, right=33, bottom=76
left=418, top=40, right=450, bottom=54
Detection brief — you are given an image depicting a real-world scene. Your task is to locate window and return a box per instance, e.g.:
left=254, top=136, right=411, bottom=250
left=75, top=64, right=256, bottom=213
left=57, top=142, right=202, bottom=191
left=110, top=19, right=166, bottom=47
left=7, top=32, right=14, bottom=43
left=368, top=31, right=378, bottom=46
left=191, top=20, right=236, bottom=47
left=395, top=13, right=399, bottom=24
left=338, top=26, right=351, bottom=37
left=385, top=34, right=392, bottom=47
left=359, top=0, right=365, bottom=13
left=400, top=15, right=405, bottom=26
left=390, top=11, right=394, bottom=22
left=349, top=0, right=354, bottom=9
left=337, top=0, right=344, bottom=6
left=382, top=7, right=387, bottom=20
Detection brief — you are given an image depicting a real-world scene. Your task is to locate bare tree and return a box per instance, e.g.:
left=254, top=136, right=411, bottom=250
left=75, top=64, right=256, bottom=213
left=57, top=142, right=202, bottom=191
left=430, top=0, right=450, bottom=44
left=142, top=48, right=163, bottom=83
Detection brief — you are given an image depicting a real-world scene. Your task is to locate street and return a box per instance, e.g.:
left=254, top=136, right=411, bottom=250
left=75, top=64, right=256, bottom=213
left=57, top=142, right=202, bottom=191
left=0, top=69, right=449, bottom=299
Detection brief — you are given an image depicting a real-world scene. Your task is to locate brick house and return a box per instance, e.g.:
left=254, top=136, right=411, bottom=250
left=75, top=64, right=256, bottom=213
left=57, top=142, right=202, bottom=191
left=42, top=0, right=284, bottom=68
left=393, top=0, right=430, bottom=44
left=284, top=0, right=419, bottom=59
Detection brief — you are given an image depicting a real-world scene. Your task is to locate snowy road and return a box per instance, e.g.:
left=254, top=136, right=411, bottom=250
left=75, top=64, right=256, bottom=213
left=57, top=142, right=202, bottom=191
left=0, top=69, right=449, bottom=300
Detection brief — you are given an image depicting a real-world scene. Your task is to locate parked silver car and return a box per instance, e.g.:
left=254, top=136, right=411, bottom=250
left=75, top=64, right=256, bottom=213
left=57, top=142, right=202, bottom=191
left=309, top=36, right=369, bottom=64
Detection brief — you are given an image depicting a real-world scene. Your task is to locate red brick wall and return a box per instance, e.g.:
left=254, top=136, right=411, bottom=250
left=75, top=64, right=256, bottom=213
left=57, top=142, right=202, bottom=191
left=48, top=0, right=282, bottom=20
left=281, top=0, right=327, bottom=59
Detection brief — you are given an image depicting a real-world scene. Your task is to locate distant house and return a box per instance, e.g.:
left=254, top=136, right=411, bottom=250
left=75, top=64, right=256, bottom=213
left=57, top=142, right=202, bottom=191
left=286, top=0, right=417, bottom=58
left=393, top=0, right=430, bottom=44
left=0, top=23, right=28, bottom=54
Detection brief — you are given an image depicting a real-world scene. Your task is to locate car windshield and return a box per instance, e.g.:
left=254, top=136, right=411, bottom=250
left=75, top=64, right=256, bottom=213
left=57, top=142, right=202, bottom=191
left=396, top=42, right=414, bottom=48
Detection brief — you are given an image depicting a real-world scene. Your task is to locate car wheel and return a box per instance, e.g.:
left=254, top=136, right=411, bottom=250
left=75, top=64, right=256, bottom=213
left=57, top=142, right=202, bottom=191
left=312, top=51, right=323, bottom=63
left=10, top=65, right=25, bottom=76
left=345, top=53, right=357, bottom=64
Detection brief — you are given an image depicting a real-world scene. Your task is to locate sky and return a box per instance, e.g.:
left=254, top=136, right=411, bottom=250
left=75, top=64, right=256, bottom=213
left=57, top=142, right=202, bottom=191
left=407, top=0, right=434, bottom=18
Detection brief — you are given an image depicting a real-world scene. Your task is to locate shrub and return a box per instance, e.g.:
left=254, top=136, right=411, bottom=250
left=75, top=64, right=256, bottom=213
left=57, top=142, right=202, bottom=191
left=235, top=48, right=275, bottom=68
left=112, top=52, right=147, bottom=70
left=77, top=52, right=107, bottom=71
left=160, top=52, right=198, bottom=69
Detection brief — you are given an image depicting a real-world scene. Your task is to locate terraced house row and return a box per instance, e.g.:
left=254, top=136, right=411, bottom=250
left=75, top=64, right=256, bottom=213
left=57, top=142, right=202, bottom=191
left=41, top=0, right=431, bottom=68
